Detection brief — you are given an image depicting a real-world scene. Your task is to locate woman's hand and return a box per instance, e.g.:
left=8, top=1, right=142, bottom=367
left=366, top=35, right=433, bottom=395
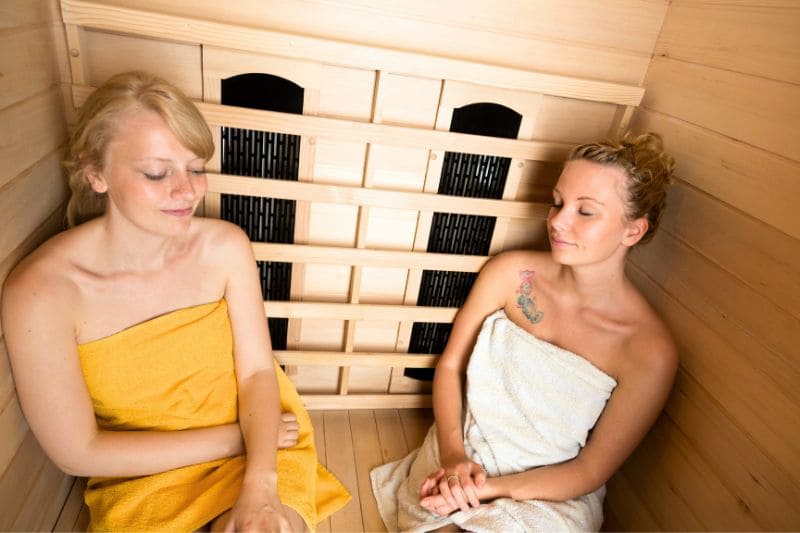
left=277, top=413, right=299, bottom=449
left=224, top=479, right=291, bottom=533
left=419, top=459, right=486, bottom=514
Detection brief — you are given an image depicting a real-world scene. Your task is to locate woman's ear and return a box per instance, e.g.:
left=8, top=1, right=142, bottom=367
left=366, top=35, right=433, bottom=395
left=622, top=217, right=648, bottom=247
left=85, top=164, right=108, bottom=194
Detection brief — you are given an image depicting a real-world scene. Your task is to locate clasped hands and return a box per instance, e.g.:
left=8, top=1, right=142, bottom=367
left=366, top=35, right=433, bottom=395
left=419, top=459, right=487, bottom=517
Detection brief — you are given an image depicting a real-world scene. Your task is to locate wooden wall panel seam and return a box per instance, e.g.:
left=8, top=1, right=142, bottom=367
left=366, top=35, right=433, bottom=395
left=627, top=264, right=800, bottom=483
left=641, top=56, right=800, bottom=162
left=630, top=107, right=800, bottom=240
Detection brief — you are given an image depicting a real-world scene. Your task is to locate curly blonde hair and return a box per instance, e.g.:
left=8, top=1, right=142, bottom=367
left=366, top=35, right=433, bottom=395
left=568, top=132, right=675, bottom=245
left=63, top=71, right=214, bottom=226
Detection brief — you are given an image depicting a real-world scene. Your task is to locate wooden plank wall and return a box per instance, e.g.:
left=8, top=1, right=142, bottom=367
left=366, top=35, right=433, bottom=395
left=604, top=1, right=800, bottom=530
left=0, top=0, right=75, bottom=530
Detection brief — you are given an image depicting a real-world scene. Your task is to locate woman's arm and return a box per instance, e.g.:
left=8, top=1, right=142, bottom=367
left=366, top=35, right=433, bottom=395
left=217, top=224, right=289, bottom=531
left=421, top=253, right=518, bottom=511
left=0, top=266, right=244, bottom=478
left=422, top=328, right=678, bottom=513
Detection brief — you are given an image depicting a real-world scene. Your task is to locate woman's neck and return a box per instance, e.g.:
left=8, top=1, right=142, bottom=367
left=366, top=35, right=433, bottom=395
left=94, top=214, right=190, bottom=273
left=555, top=254, right=630, bottom=310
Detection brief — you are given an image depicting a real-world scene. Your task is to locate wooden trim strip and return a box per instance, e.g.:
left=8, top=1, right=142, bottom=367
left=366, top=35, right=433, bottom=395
left=273, top=351, right=438, bottom=368
left=72, top=85, right=572, bottom=162
left=301, top=394, right=432, bottom=410
left=61, top=0, right=643, bottom=106
left=209, top=174, right=549, bottom=219
left=251, top=243, right=489, bottom=272
left=198, top=102, right=572, bottom=161
left=264, top=301, right=458, bottom=322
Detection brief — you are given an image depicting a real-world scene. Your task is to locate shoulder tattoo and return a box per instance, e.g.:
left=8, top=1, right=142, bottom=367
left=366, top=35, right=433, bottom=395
left=516, top=270, right=544, bottom=324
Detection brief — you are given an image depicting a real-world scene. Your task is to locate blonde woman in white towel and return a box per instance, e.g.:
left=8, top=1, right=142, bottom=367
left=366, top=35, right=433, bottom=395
left=371, top=132, right=677, bottom=532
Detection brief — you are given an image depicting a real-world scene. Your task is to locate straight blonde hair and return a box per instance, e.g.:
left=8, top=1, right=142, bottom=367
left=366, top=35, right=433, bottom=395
left=64, top=71, right=214, bottom=226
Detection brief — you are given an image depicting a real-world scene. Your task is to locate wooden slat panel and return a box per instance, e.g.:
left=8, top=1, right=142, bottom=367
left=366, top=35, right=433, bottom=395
left=631, top=109, right=800, bottom=240
left=0, top=153, right=67, bottom=301
left=655, top=2, right=800, bottom=84
left=374, top=409, right=409, bottom=464
left=630, top=230, right=800, bottom=406
left=82, top=29, right=202, bottom=99
left=665, top=370, right=800, bottom=530
left=0, top=0, right=57, bottom=29
left=72, top=84, right=573, bottom=161
left=398, top=408, right=433, bottom=452
left=0, top=339, right=14, bottom=410
left=323, top=411, right=363, bottom=533
left=627, top=265, right=800, bottom=480
left=60, top=0, right=645, bottom=105
left=347, top=411, right=386, bottom=532
left=252, top=243, right=488, bottom=273
left=103, top=0, right=662, bottom=84
left=274, top=351, right=437, bottom=369
left=309, top=411, right=331, bottom=533
left=641, top=57, right=800, bottom=161
left=303, top=394, right=431, bottom=411
left=0, top=87, right=66, bottom=189
left=604, top=470, right=660, bottom=531
left=621, top=414, right=761, bottom=530
left=0, top=397, right=29, bottom=481
left=72, top=83, right=576, bottom=163
left=53, top=477, right=87, bottom=532
left=0, top=430, right=46, bottom=530
left=12, top=460, right=72, bottom=531
left=265, top=301, right=457, bottom=323
left=0, top=25, right=59, bottom=110
left=209, top=174, right=549, bottom=220
left=652, top=182, right=800, bottom=320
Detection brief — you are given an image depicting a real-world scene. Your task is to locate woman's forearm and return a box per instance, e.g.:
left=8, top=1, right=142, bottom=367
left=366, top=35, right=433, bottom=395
left=432, top=366, right=467, bottom=463
left=236, top=368, right=282, bottom=487
left=57, top=423, right=243, bottom=477
left=479, top=457, right=601, bottom=503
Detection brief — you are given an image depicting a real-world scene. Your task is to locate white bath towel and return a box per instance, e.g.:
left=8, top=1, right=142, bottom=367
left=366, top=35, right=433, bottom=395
left=370, top=309, right=618, bottom=532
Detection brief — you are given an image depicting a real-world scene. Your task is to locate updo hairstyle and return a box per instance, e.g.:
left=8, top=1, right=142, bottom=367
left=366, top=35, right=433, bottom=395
left=568, top=132, right=675, bottom=245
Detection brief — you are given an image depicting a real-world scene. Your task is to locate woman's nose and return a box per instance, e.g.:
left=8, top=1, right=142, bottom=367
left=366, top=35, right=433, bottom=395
left=171, top=171, right=195, bottom=199
left=549, top=207, right=570, bottom=231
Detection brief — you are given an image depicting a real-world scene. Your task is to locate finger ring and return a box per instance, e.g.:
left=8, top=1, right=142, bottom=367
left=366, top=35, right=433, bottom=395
left=446, top=475, right=459, bottom=484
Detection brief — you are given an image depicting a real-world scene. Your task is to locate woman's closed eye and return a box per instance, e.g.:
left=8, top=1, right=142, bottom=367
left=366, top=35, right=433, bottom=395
left=551, top=202, right=595, bottom=217
left=143, top=172, right=167, bottom=181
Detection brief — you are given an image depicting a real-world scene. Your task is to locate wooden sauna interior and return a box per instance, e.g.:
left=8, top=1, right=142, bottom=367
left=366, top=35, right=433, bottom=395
left=1, top=0, right=798, bottom=530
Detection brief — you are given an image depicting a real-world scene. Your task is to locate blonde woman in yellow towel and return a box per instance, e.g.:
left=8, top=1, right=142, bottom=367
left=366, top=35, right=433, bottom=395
left=370, top=133, right=678, bottom=532
left=1, top=71, right=349, bottom=532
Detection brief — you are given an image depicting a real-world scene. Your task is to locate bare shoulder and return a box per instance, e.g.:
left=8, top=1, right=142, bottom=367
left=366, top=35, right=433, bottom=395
left=192, top=217, right=252, bottom=261
left=1, top=226, right=89, bottom=341
left=484, top=249, right=556, bottom=277
left=2, top=226, right=83, bottom=307
left=621, top=293, right=678, bottom=382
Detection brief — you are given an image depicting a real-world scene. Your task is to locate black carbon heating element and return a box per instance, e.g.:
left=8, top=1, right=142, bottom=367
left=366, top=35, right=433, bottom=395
left=220, top=73, right=304, bottom=349
left=406, top=102, right=521, bottom=380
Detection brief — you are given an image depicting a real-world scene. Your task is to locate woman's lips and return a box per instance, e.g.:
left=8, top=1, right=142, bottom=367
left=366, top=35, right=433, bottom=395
left=162, top=207, right=193, bottom=217
left=550, top=236, right=575, bottom=248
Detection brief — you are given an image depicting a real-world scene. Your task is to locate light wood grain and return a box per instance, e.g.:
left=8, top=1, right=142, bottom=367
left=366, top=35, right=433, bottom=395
left=61, top=0, right=645, bottom=105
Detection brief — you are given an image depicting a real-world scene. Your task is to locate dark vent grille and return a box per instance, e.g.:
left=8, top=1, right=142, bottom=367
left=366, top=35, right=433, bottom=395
left=220, top=74, right=304, bottom=349
left=406, top=103, right=521, bottom=379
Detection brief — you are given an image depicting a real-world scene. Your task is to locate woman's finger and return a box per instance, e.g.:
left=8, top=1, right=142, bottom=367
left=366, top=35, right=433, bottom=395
left=438, top=477, right=458, bottom=510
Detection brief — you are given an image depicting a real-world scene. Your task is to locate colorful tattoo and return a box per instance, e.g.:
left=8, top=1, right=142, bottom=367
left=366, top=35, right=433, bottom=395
left=517, top=270, right=544, bottom=324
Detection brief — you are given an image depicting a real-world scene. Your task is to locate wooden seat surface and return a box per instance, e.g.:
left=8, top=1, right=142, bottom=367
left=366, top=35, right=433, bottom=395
left=53, top=408, right=434, bottom=532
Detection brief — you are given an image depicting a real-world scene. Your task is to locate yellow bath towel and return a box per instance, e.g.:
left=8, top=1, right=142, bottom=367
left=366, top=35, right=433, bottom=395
left=78, top=299, right=350, bottom=532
